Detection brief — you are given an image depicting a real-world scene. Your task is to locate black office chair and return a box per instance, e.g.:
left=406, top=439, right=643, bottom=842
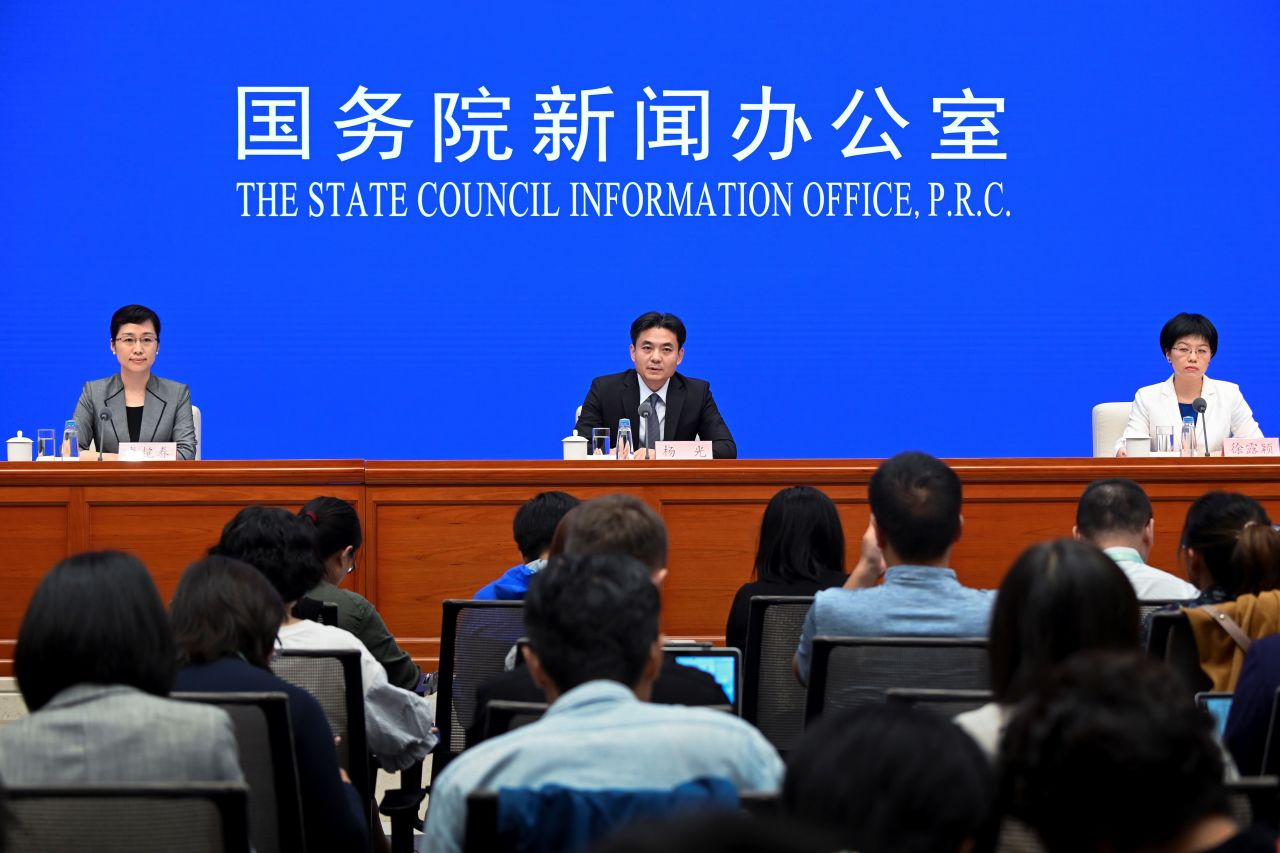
left=1146, top=610, right=1212, bottom=697
left=1138, top=598, right=1193, bottom=626
left=6, top=783, right=251, bottom=853
left=741, top=595, right=813, bottom=754
left=885, top=687, right=994, bottom=718
left=477, top=700, right=549, bottom=743
left=173, top=691, right=304, bottom=853
left=433, top=600, right=527, bottom=781
left=805, top=636, right=989, bottom=724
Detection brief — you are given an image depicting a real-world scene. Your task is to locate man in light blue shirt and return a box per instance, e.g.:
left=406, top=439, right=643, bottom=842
left=425, top=552, right=783, bottom=853
left=1072, top=478, right=1198, bottom=601
left=794, top=452, right=995, bottom=684
left=473, top=491, right=580, bottom=600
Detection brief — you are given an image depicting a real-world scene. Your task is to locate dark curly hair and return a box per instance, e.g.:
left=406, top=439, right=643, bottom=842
left=210, top=506, right=324, bottom=603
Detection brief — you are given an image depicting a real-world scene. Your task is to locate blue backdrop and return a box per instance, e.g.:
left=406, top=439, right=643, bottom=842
left=3, top=2, right=1276, bottom=459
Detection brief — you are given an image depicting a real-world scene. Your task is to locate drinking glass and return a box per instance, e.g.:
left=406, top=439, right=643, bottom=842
left=36, top=428, right=56, bottom=459
left=591, top=428, right=611, bottom=457
left=1151, top=425, right=1175, bottom=455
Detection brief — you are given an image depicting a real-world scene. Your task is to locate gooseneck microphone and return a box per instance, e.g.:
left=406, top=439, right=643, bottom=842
left=1193, top=397, right=1209, bottom=457
left=98, top=411, right=112, bottom=462
left=638, top=401, right=655, bottom=457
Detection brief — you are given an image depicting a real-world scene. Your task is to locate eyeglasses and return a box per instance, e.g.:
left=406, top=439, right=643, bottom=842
left=115, top=336, right=159, bottom=348
left=1171, top=346, right=1211, bottom=359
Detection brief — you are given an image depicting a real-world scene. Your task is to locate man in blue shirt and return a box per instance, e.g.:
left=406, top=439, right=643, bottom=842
left=424, top=553, right=783, bottom=853
left=794, top=451, right=995, bottom=684
left=474, top=491, right=580, bottom=600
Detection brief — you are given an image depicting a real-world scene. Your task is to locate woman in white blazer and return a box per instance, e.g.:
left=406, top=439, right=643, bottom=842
left=1116, top=313, right=1262, bottom=456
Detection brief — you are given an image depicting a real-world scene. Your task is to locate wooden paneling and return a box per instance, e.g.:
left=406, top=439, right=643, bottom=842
left=4, top=456, right=1280, bottom=673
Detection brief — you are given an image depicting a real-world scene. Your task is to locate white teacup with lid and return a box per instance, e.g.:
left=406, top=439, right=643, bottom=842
left=7, top=430, right=33, bottom=462
left=562, top=430, right=588, bottom=460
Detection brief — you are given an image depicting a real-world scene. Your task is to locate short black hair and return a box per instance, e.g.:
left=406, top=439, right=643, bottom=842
left=999, top=652, right=1229, bottom=853
left=784, top=704, right=998, bottom=853
left=524, top=553, right=659, bottom=693
left=15, top=551, right=176, bottom=712
left=1075, top=478, right=1152, bottom=539
left=988, top=539, right=1139, bottom=704
left=752, top=485, right=846, bottom=584
left=110, top=304, right=162, bottom=340
left=1159, top=312, right=1218, bottom=356
left=630, top=311, right=687, bottom=349
left=170, top=556, right=285, bottom=669
left=1180, top=491, right=1276, bottom=597
left=300, top=496, right=363, bottom=561
left=867, top=452, right=962, bottom=563
left=210, top=505, right=325, bottom=603
left=559, top=494, right=669, bottom=572
left=513, top=491, right=580, bottom=563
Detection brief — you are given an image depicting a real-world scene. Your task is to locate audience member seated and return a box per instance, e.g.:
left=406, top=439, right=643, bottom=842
left=1223, top=634, right=1280, bottom=775
left=1073, top=478, right=1198, bottom=600
left=211, top=505, right=436, bottom=769
left=783, top=704, right=997, bottom=853
left=423, top=553, right=784, bottom=853
left=474, top=490, right=580, bottom=600
left=469, top=494, right=729, bottom=745
left=1181, top=521, right=1280, bottom=691
left=298, top=496, right=422, bottom=692
left=1143, top=492, right=1275, bottom=643
left=170, top=555, right=368, bottom=852
left=793, top=451, right=994, bottom=684
left=723, top=485, right=857, bottom=652
left=954, top=539, right=1140, bottom=757
left=0, top=551, right=243, bottom=785
left=1000, top=652, right=1277, bottom=853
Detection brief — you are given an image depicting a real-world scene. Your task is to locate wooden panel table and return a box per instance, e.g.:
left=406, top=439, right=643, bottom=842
left=4, top=457, right=1280, bottom=673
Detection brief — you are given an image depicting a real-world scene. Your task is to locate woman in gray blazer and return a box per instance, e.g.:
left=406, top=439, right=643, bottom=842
left=0, top=551, right=244, bottom=786
left=71, top=303, right=197, bottom=460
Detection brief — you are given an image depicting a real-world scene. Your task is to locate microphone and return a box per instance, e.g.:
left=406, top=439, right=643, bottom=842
left=638, top=401, right=656, bottom=457
left=1193, top=397, right=1209, bottom=457
left=98, top=411, right=111, bottom=462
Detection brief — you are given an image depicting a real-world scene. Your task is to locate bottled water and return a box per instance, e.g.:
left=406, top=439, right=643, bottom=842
left=63, top=419, right=79, bottom=460
left=615, top=418, right=633, bottom=459
left=1180, top=416, right=1197, bottom=457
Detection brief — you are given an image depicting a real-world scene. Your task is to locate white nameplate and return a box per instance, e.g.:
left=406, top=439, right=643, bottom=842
left=1224, top=437, right=1280, bottom=457
left=119, top=442, right=178, bottom=461
left=655, top=440, right=712, bottom=460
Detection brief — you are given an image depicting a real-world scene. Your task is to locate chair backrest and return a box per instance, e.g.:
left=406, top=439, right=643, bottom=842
left=269, top=649, right=371, bottom=807
left=1138, top=599, right=1191, bottom=625
left=806, top=636, right=990, bottom=724
left=192, top=404, right=203, bottom=459
left=173, top=691, right=304, bottom=853
left=478, top=700, right=549, bottom=743
left=6, top=783, right=250, bottom=853
left=462, top=781, right=738, bottom=853
left=434, top=600, right=528, bottom=780
left=1092, top=402, right=1130, bottom=457
left=885, top=687, right=994, bottom=718
left=1146, top=610, right=1212, bottom=697
left=742, top=595, right=813, bottom=754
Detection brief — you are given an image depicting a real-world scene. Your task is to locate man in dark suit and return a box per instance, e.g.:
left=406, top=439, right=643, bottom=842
left=574, top=311, right=737, bottom=459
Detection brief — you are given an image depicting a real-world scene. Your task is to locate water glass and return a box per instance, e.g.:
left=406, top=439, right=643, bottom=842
left=1151, top=425, right=1175, bottom=455
left=591, top=428, right=611, bottom=457
left=36, top=428, right=56, bottom=459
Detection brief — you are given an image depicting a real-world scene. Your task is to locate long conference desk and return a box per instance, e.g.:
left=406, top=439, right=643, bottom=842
left=3, top=457, right=1280, bottom=674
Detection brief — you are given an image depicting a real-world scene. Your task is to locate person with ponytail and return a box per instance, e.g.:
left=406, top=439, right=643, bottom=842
left=1154, top=493, right=1280, bottom=691
left=299, top=496, right=422, bottom=692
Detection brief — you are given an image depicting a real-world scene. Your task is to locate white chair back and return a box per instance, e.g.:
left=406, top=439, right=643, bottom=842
left=1092, top=402, right=1130, bottom=457
left=193, top=404, right=202, bottom=460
